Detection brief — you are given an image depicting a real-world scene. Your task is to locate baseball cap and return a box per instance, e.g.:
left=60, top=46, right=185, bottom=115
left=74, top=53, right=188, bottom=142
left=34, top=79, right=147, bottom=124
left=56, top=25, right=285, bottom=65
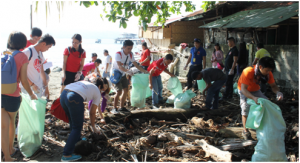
left=92, top=53, right=97, bottom=57
left=193, top=38, right=201, bottom=43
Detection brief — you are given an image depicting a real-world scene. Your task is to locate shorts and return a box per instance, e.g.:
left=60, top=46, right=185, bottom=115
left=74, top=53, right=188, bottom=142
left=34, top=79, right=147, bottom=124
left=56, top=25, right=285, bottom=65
left=1, top=95, right=21, bottom=112
left=114, top=75, right=129, bottom=91
left=61, top=71, right=84, bottom=86
left=239, top=90, right=268, bottom=116
left=103, top=72, right=110, bottom=78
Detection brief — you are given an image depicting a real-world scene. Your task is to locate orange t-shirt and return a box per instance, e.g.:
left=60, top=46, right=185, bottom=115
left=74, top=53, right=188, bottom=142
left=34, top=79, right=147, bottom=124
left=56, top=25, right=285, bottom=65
left=238, top=65, right=275, bottom=92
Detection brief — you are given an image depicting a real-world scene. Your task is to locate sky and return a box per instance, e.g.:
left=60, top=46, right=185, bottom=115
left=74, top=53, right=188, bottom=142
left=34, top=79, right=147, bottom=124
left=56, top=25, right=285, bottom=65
left=0, top=0, right=204, bottom=41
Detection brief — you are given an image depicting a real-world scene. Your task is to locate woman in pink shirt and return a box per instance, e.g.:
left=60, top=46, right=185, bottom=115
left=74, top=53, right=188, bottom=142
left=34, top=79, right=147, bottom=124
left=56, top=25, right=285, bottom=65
left=211, top=43, right=224, bottom=69
left=2, top=32, right=37, bottom=162
left=81, top=59, right=102, bottom=77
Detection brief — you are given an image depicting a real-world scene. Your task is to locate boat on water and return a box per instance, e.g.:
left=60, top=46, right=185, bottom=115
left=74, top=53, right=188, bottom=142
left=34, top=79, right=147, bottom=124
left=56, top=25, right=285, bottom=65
left=95, top=39, right=101, bottom=43
left=115, top=33, right=144, bottom=45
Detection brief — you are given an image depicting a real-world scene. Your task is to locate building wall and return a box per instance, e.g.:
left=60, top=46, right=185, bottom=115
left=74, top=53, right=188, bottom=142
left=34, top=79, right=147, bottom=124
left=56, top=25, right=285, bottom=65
left=171, top=44, right=299, bottom=91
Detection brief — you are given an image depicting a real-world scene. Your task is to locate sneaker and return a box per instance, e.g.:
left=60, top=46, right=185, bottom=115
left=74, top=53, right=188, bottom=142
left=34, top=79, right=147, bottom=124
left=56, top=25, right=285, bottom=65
left=152, top=105, right=159, bottom=109
left=61, top=154, right=82, bottom=162
left=119, top=107, right=130, bottom=112
left=110, top=108, right=120, bottom=114
left=242, top=130, right=254, bottom=140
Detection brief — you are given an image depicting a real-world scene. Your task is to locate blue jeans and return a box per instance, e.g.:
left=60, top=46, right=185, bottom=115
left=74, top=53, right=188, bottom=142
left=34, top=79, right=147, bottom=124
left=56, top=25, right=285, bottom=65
left=103, top=71, right=110, bottom=78
left=60, top=90, right=84, bottom=156
left=206, top=80, right=226, bottom=109
left=152, top=75, right=163, bottom=105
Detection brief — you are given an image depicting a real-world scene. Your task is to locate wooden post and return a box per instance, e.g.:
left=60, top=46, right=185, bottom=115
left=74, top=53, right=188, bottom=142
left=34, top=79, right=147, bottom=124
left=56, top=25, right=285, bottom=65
left=275, top=28, right=278, bottom=45
left=285, top=19, right=290, bottom=45
left=30, top=4, right=32, bottom=30
left=266, top=29, right=268, bottom=45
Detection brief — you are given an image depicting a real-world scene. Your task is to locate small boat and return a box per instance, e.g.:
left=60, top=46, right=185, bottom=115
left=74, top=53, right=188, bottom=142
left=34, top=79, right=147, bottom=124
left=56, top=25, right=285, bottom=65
left=95, top=39, right=101, bottom=43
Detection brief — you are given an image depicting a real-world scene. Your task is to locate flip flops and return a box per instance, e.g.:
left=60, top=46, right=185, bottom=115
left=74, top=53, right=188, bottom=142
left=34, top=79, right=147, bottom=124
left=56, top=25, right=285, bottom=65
left=10, top=147, right=19, bottom=157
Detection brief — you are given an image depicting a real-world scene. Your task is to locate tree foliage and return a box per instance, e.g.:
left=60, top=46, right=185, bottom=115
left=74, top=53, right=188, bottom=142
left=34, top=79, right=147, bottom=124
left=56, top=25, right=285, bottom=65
left=201, top=1, right=217, bottom=12
left=79, top=1, right=195, bottom=31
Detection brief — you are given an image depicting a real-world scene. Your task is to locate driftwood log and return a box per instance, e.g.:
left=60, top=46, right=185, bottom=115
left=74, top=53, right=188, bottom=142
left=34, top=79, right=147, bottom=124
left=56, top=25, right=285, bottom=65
left=196, top=139, right=233, bottom=162
left=218, top=127, right=257, bottom=140
left=217, top=140, right=257, bottom=151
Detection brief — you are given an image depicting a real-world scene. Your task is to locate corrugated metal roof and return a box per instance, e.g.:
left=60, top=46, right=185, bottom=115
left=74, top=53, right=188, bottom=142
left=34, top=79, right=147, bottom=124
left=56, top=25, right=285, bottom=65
left=148, top=16, right=185, bottom=27
left=199, top=2, right=299, bottom=28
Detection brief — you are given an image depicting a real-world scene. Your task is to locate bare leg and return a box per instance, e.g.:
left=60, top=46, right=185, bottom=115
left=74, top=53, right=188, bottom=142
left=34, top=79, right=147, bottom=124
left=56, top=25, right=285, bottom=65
left=114, top=90, right=122, bottom=109
left=1, top=108, right=15, bottom=162
left=8, top=111, right=17, bottom=156
left=120, top=88, right=128, bottom=108
left=242, top=115, right=249, bottom=132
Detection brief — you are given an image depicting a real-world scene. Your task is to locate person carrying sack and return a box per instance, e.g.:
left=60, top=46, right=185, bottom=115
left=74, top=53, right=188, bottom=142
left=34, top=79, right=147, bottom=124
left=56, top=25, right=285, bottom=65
left=110, top=40, right=148, bottom=114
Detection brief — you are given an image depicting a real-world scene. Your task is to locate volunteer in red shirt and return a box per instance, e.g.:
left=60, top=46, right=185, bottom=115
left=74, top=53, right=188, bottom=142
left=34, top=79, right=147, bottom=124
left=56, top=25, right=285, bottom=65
left=139, top=42, right=151, bottom=70
left=61, top=34, right=86, bottom=93
left=82, top=59, right=102, bottom=77
left=20, top=27, right=42, bottom=51
left=148, top=54, right=175, bottom=108
left=238, top=57, right=283, bottom=140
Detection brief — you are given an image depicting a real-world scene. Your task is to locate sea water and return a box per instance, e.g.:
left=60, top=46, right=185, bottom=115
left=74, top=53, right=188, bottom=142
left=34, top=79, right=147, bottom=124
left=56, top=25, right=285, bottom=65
left=1, top=38, right=142, bottom=71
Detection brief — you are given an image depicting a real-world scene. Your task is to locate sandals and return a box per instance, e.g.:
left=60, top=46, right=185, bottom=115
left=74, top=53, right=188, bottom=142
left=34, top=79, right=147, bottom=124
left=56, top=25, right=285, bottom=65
left=10, top=147, right=19, bottom=157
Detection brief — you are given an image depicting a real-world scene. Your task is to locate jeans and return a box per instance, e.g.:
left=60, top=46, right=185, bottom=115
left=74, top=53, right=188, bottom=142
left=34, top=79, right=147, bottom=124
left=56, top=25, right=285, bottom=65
left=141, top=66, right=149, bottom=71
left=223, top=70, right=236, bottom=98
left=103, top=72, right=110, bottom=78
left=206, top=80, right=226, bottom=109
left=187, top=65, right=202, bottom=89
left=152, top=75, right=163, bottom=105
left=60, top=90, right=84, bottom=156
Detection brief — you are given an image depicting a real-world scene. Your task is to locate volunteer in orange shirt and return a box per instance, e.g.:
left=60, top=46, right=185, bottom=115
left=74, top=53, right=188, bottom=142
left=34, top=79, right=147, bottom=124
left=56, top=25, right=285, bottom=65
left=238, top=57, right=283, bottom=140
left=139, top=42, right=151, bottom=70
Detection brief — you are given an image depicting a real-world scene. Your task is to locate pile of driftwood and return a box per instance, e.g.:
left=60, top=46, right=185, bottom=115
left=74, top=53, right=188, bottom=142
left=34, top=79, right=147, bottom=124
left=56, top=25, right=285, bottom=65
left=39, top=83, right=298, bottom=162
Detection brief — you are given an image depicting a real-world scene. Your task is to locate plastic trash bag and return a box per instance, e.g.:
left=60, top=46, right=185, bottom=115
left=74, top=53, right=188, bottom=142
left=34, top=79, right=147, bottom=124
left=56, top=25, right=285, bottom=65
left=246, top=98, right=287, bottom=161
left=197, top=79, right=206, bottom=92
left=167, top=77, right=183, bottom=96
left=131, top=74, right=149, bottom=108
left=233, top=82, right=238, bottom=89
left=166, top=95, right=175, bottom=104
left=18, top=93, right=47, bottom=157
left=234, top=89, right=239, bottom=95
left=174, top=90, right=196, bottom=109
left=146, top=87, right=152, bottom=98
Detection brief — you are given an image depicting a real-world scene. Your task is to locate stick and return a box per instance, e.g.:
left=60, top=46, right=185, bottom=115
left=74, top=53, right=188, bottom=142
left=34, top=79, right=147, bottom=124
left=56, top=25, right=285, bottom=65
left=122, top=158, right=130, bottom=162
left=144, top=151, right=147, bottom=162
left=152, top=89, right=158, bottom=95
left=224, top=100, right=239, bottom=106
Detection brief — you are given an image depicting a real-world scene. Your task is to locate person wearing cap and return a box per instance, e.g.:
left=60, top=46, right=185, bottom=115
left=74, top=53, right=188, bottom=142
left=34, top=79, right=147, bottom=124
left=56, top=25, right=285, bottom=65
left=139, top=42, right=151, bottom=70
left=90, top=53, right=97, bottom=63
left=192, top=68, right=226, bottom=110
left=103, top=50, right=112, bottom=78
left=184, top=38, right=206, bottom=91
left=220, top=37, right=239, bottom=100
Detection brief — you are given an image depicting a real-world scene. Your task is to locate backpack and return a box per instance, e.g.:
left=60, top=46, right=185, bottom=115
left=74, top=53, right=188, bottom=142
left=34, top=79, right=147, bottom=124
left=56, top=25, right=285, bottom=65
left=1, top=50, right=20, bottom=94
left=50, top=97, right=69, bottom=123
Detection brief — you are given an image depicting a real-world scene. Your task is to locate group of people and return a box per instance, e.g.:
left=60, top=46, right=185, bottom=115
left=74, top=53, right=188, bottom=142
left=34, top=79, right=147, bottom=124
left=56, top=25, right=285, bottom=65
left=2, top=27, right=285, bottom=162
left=188, top=37, right=283, bottom=140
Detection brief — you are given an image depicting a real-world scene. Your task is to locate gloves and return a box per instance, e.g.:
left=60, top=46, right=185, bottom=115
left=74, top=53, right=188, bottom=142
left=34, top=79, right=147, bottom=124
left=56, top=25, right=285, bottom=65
left=74, top=71, right=82, bottom=81
left=229, top=69, right=234, bottom=75
left=276, top=91, right=283, bottom=101
left=126, top=70, right=134, bottom=76
left=30, top=93, right=38, bottom=100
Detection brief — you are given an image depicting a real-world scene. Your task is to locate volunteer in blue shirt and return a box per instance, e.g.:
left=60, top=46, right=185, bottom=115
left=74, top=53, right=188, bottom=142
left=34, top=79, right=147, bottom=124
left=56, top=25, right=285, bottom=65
left=184, top=38, right=206, bottom=90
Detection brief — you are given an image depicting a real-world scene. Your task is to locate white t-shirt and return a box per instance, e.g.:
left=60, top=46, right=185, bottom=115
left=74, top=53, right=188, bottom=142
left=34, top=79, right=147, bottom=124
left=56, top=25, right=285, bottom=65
left=103, top=55, right=112, bottom=73
left=22, top=45, right=46, bottom=89
left=112, top=50, right=136, bottom=76
left=65, top=81, right=101, bottom=106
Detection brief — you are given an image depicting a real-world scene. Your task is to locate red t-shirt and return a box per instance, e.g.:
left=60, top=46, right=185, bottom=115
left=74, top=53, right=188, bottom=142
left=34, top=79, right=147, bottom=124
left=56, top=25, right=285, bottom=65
left=63, top=47, right=86, bottom=73
left=2, top=51, right=29, bottom=97
left=139, top=49, right=151, bottom=66
left=147, top=58, right=168, bottom=77
left=82, top=62, right=96, bottom=77
left=20, top=40, right=34, bottom=51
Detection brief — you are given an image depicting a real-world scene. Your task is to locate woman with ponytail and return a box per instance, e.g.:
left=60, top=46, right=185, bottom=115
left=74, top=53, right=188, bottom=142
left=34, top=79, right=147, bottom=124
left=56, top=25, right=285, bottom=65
left=61, top=34, right=86, bottom=93
left=60, top=77, right=108, bottom=161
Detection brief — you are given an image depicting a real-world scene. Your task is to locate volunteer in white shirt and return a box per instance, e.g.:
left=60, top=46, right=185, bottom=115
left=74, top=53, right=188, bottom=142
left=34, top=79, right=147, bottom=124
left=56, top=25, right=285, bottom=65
left=103, top=49, right=112, bottom=78
left=60, top=78, right=108, bottom=162
left=21, top=34, right=56, bottom=98
left=111, top=40, right=148, bottom=114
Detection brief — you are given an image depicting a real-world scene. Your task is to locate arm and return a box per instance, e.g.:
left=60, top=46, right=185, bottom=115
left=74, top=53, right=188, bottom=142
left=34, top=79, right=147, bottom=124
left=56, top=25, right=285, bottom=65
left=202, top=56, right=206, bottom=69
left=79, top=58, right=85, bottom=72
left=163, top=69, right=175, bottom=77
left=216, top=51, right=223, bottom=62
left=241, top=83, right=258, bottom=103
left=202, top=82, right=212, bottom=95
left=62, top=55, right=68, bottom=81
left=269, top=83, right=280, bottom=94
left=140, top=55, right=150, bottom=65
left=117, top=61, right=129, bottom=72
left=105, top=63, right=109, bottom=73
left=89, top=104, right=100, bottom=133
left=252, top=58, right=259, bottom=65
left=132, top=61, right=148, bottom=73
left=185, top=53, right=192, bottom=67
left=40, top=64, right=47, bottom=86
left=149, top=69, right=155, bottom=89
left=20, top=63, right=36, bottom=99
left=231, top=56, right=238, bottom=70
left=97, top=67, right=101, bottom=77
